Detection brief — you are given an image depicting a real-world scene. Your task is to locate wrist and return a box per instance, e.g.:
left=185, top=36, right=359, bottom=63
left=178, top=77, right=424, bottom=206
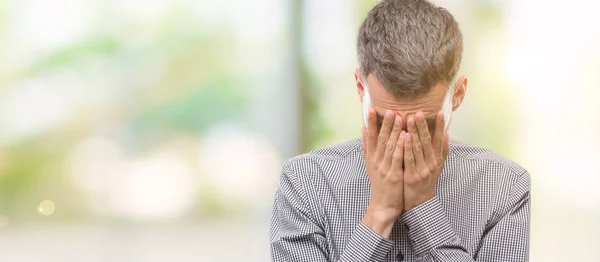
left=362, top=208, right=398, bottom=239
left=404, top=192, right=435, bottom=212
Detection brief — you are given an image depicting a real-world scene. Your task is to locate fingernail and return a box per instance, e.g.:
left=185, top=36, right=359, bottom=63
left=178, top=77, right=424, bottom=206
left=385, top=110, right=393, bottom=119
left=417, top=113, right=424, bottom=121
left=399, top=131, right=405, bottom=138
left=395, top=116, right=400, bottom=124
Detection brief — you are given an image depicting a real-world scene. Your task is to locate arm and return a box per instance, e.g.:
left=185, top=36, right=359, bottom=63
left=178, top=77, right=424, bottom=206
left=474, top=172, right=530, bottom=261
left=402, top=172, right=531, bottom=261
left=270, top=162, right=394, bottom=261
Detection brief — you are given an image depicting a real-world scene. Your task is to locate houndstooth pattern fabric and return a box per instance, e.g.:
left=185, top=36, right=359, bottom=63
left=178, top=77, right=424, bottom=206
left=270, top=138, right=530, bottom=261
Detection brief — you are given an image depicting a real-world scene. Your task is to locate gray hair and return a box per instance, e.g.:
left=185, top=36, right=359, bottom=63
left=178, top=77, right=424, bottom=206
left=357, top=0, right=463, bottom=98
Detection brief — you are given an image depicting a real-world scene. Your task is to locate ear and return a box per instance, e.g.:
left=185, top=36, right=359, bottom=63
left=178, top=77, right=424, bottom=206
left=355, top=68, right=365, bottom=102
left=452, top=76, right=468, bottom=111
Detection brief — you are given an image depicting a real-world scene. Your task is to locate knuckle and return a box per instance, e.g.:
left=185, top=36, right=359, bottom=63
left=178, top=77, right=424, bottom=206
left=423, top=136, right=431, bottom=145
left=422, top=167, right=431, bottom=175
left=369, top=134, right=377, bottom=142
left=388, top=175, right=401, bottom=183
left=415, top=143, right=422, bottom=151
left=367, top=129, right=374, bottom=137
left=377, top=136, right=386, bottom=146
left=413, top=170, right=424, bottom=178
left=386, top=140, right=395, bottom=151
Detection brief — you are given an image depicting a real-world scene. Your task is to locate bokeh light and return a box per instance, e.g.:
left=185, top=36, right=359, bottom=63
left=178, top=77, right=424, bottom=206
left=37, top=200, right=56, bottom=216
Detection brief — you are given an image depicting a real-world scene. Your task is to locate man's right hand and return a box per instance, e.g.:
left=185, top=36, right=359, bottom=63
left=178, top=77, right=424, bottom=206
left=361, top=109, right=406, bottom=239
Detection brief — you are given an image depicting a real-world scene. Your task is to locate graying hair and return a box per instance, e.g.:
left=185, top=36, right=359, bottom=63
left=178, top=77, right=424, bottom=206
left=357, top=0, right=463, bottom=98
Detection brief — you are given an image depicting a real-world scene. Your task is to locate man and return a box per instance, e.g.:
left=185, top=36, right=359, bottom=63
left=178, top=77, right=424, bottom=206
left=270, top=0, right=530, bottom=261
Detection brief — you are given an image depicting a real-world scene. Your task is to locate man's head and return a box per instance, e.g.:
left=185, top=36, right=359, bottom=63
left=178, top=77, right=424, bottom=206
left=356, top=0, right=467, bottom=132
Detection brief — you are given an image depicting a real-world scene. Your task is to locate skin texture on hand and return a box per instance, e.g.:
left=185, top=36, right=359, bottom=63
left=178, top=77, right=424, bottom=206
left=356, top=71, right=463, bottom=239
left=361, top=108, right=406, bottom=239
left=361, top=108, right=450, bottom=238
left=403, top=111, right=449, bottom=211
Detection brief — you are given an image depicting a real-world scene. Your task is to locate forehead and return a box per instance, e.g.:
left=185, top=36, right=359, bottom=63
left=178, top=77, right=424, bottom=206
left=375, top=113, right=437, bottom=123
left=374, top=112, right=437, bottom=131
left=365, top=74, right=448, bottom=117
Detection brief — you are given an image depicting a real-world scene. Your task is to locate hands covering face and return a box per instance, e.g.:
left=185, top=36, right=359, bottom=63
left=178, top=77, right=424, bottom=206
left=361, top=109, right=450, bottom=214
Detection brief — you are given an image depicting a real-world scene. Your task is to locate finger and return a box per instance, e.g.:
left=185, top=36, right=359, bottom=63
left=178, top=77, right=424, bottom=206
left=382, top=115, right=402, bottom=170
left=376, top=110, right=395, bottom=162
left=439, top=132, right=450, bottom=177
left=407, top=115, right=426, bottom=168
left=443, top=131, right=450, bottom=161
left=361, top=126, right=367, bottom=157
left=390, top=130, right=405, bottom=172
left=433, top=110, right=445, bottom=157
left=367, top=109, right=378, bottom=156
left=404, top=132, right=416, bottom=174
left=415, top=112, right=434, bottom=161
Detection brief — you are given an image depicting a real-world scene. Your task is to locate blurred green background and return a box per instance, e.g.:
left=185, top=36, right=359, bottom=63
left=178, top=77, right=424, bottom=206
left=0, top=0, right=598, bottom=261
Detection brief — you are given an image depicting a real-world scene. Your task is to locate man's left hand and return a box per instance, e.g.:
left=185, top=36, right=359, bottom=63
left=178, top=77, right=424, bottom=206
left=403, top=110, right=450, bottom=211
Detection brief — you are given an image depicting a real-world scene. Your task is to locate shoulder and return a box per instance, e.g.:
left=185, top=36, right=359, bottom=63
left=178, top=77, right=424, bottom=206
left=278, top=139, right=364, bottom=193
left=283, top=138, right=362, bottom=174
left=447, top=139, right=530, bottom=189
left=448, top=139, right=528, bottom=174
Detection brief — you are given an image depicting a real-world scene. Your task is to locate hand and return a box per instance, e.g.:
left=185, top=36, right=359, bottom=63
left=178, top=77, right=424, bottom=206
left=361, top=109, right=406, bottom=238
left=403, top=111, right=450, bottom=211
